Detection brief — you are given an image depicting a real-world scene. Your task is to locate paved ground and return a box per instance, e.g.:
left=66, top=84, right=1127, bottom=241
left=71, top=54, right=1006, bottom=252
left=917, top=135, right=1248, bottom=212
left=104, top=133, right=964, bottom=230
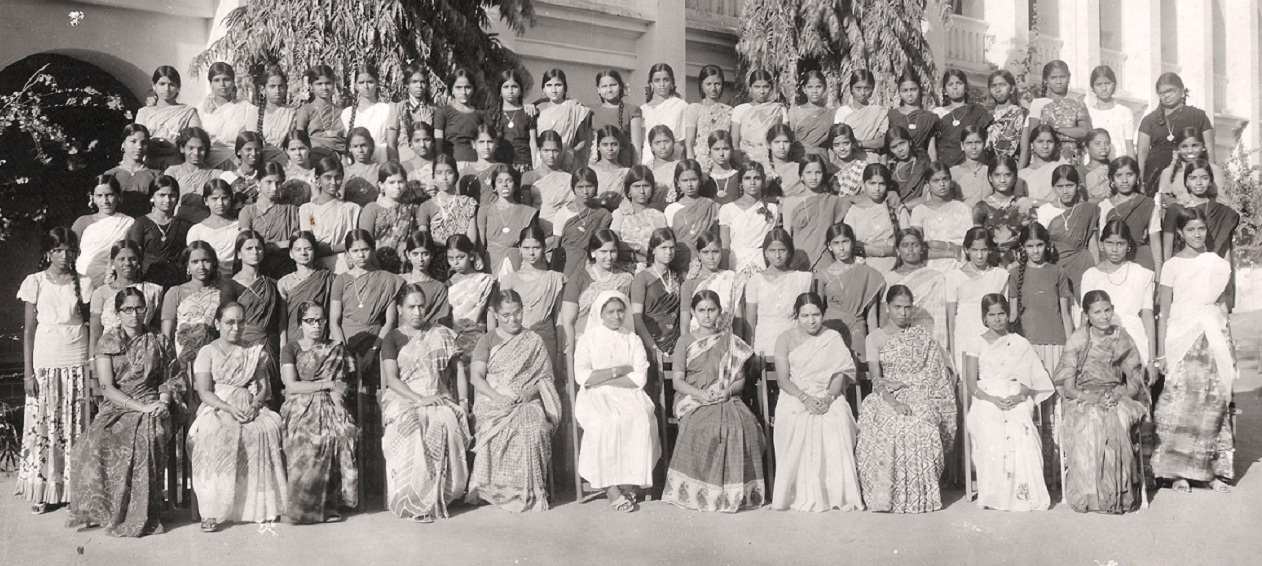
left=5, top=302, right=1262, bottom=565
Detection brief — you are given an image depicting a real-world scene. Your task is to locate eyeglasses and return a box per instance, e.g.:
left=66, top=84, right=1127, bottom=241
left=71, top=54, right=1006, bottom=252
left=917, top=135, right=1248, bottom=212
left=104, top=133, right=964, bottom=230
left=302, top=318, right=326, bottom=325
left=118, top=306, right=146, bottom=314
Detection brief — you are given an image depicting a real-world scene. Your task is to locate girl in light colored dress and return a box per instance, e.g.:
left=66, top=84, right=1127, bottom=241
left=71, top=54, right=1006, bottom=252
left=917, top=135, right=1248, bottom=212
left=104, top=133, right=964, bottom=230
left=640, top=63, right=688, bottom=163
left=200, top=62, right=252, bottom=169
left=299, top=157, right=361, bottom=273
left=843, top=163, right=908, bottom=275
left=185, top=180, right=240, bottom=265
left=72, top=175, right=136, bottom=287
left=946, top=227, right=1008, bottom=369
left=340, top=65, right=398, bottom=163
left=15, top=228, right=93, bottom=513
left=718, top=161, right=778, bottom=274
left=744, top=228, right=813, bottom=356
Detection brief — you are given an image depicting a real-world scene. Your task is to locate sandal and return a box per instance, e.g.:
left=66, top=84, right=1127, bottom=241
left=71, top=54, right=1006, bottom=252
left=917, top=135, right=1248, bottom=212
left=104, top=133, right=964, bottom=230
left=30, top=503, right=47, bottom=515
left=1210, top=479, right=1233, bottom=493
left=409, top=514, right=434, bottom=524
left=324, top=513, right=344, bottom=523
left=1171, top=479, right=1192, bottom=493
left=200, top=518, right=218, bottom=533
left=609, top=495, right=635, bottom=513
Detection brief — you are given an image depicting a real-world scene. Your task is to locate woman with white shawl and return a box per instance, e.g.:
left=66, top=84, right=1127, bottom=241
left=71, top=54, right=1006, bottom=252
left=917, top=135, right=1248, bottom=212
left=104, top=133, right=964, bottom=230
left=573, top=290, right=660, bottom=512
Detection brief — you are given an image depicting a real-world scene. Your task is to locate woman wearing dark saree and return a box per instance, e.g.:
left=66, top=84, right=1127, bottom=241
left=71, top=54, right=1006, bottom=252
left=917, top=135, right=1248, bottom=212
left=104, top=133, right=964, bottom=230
left=380, top=283, right=470, bottom=522
left=477, top=164, right=539, bottom=276
left=550, top=167, right=612, bottom=278
left=664, top=290, right=765, bottom=512
left=278, top=232, right=333, bottom=342
left=128, top=175, right=192, bottom=289
left=630, top=228, right=681, bottom=360
left=67, top=289, right=179, bottom=537
left=787, top=155, right=850, bottom=272
left=221, top=232, right=284, bottom=396
left=663, top=159, right=717, bottom=277
left=857, top=285, right=956, bottom=513
left=771, top=292, right=862, bottom=512
left=279, top=302, right=359, bottom=524
left=468, top=290, right=562, bottom=512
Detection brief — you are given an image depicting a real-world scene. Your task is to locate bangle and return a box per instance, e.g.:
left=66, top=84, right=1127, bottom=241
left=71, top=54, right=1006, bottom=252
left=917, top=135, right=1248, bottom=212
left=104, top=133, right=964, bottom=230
left=797, top=391, right=810, bottom=402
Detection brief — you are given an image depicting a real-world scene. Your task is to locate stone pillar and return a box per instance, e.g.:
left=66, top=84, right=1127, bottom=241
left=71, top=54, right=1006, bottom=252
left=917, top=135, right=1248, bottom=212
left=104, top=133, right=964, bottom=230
left=1223, top=0, right=1262, bottom=164
left=1119, top=0, right=1162, bottom=109
left=1058, top=0, right=1100, bottom=94
left=635, top=1, right=686, bottom=96
left=984, top=0, right=1031, bottom=70
left=1175, top=0, right=1215, bottom=115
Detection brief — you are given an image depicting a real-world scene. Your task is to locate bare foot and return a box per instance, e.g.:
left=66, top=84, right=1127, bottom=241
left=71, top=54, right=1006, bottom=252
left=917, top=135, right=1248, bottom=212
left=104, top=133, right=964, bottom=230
left=1171, top=479, right=1191, bottom=493
left=1209, top=479, right=1232, bottom=493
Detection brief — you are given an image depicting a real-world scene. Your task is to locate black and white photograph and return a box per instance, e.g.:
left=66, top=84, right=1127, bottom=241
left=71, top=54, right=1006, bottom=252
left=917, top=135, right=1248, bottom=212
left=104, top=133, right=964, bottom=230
left=0, top=0, right=1260, bottom=563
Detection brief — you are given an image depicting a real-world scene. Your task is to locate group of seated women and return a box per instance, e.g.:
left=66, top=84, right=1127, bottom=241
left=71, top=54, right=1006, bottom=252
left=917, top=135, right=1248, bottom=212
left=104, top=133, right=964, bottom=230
left=13, top=60, right=1239, bottom=536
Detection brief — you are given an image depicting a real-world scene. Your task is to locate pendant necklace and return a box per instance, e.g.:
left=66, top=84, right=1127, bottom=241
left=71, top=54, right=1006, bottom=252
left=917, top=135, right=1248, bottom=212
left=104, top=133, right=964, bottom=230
left=949, top=105, right=966, bottom=127
left=506, top=108, right=517, bottom=130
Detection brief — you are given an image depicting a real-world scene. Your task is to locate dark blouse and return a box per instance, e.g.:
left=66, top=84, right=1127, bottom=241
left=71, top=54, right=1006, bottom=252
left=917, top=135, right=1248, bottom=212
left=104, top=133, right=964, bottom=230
left=128, top=215, right=192, bottom=288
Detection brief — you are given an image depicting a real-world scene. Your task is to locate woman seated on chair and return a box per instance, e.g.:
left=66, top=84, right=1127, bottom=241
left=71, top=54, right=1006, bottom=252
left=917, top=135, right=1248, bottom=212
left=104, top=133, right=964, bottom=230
left=279, top=301, right=360, bottom=524
left=468, top=290, right=562, bottom=512
left=573, top=290, right=660, bottom=512
left=770, top=291, right=863, bottom=512
left=380, top=283, right=470, bottom=523
left=68, top=288, right=179, bottom=537
left=1055, top=290, right=1148, bottom=514
left=963, top=293, right=1053, bottom=512
left=663, top=290, right=766, bottom=512
left=186, top=302, right=288, bottom=533
left=857, top=285, right=956, bottom=514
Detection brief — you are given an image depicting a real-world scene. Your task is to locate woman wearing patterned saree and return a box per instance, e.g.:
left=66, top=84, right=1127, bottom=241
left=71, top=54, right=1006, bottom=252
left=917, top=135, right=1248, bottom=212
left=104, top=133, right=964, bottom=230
left=446, top=234, right=497, bottom=362
left=771, top=292, right=862, bottom=512
left=279, top=302, right=359, bottom=524
left=1055, top=290, right=1148, bottom=513
left=468, top=290, right=562, bottom=512
left=664, top=290, right=765, bottom=512
left=1154, top=207, right=1236, bottom=494
left=136, top=66, right=201, bottom=170
left=358, top=163, right=419, bottom=273
left=986, top=70, right=1029, bottom=164
left=68, top=289, right=178, bottom=537
left=680, top=231, right=738, bottom=333
left=161, top=242, right=223, bottom=415
left=187, top=302, right=287, bottom=533
left=380, top=283, right=470, bottom=522
left=685, top=65, right=731, bottom=171
left=858, top=285, right=956, bottom=513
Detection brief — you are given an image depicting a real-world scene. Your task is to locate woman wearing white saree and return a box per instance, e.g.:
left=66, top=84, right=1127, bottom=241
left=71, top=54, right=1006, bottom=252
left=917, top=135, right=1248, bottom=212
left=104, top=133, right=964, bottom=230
left=573, top=290, right=659, bottom=512
left=200, top=63, right=252, bottom=169
left=771, top=292, right=863, bottom=512
left=963, top=294, right=1053, bottom=512
left=72, top=175, right=136, bottom=288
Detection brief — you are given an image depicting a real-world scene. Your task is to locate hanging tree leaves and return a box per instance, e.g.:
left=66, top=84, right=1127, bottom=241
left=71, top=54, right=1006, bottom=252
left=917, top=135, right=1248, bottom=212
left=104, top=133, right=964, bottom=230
left=190, top=0, right=536, bottom=105
left=737, top=0, right=949, bottom=106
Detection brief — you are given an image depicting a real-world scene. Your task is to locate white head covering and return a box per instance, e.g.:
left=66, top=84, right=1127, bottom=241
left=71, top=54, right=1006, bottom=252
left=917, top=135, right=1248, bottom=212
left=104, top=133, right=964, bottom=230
left=584, top=289, right=633, bottom=338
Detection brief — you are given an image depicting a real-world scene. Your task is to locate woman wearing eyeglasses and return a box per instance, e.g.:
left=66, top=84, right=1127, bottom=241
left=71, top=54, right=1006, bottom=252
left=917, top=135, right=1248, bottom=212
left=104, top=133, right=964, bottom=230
left=67, top=288, right=180, bottom=537
left=279, top=301, right=360, bottom=524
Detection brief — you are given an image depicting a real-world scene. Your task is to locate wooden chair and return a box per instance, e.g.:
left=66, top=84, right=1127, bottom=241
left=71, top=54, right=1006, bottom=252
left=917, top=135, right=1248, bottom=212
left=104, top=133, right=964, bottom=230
left=565, top=358, right=600, bottom=503
left=959, top=377, right=976, bottom=502
left=655, top=354, right=676, bottom=471
left=756, top=360, right=778, bottom=488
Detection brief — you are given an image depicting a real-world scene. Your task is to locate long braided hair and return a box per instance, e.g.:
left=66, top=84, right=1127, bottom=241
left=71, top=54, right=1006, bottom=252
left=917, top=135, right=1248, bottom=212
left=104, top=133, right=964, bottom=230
left=594, top=69, right=629, bottom=134
left=487, top=69, right=527, bottom=138
left=254, top=65, right=286, bottom=143
left=40, top=227, right=89, bottom=321
left=1013, top=221, right=1053, bottom=320
left=347, top=64, right=380, bottom=132
left=400, top=62, right=430, bottom=142
left=861, top=163, right=901, bottom=235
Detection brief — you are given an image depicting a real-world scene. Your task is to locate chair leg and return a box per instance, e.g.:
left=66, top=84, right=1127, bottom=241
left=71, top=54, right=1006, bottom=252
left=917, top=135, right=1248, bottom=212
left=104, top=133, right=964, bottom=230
left=566, top=361, right=584, bottom=502
left=960, top=381, right=973, bottom=502
left=757, top=359, right=774, bottom=492
left=1056, top=397, right=1067, bottom=505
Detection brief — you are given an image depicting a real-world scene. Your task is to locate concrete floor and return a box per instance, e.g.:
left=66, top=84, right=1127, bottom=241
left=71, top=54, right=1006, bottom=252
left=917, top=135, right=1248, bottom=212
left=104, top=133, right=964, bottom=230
left=3, top=316, right=1262, bottom=565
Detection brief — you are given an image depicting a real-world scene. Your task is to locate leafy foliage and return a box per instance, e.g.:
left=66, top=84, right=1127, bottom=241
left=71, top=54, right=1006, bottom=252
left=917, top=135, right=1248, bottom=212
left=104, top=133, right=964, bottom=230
left=191, top=0, right=537, bottom=107
left=1218, top=142, right=1262, bottom=265
left=736, top=0, right=949, bottom=106
left=0, top=56, right=137, bottom=240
